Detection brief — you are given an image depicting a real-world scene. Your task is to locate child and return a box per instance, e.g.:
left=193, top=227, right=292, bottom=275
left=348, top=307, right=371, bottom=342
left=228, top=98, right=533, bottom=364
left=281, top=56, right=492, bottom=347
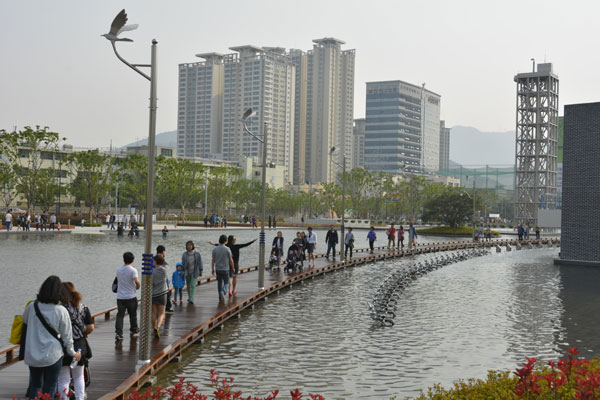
left=269, top=249, right=279, bottom=269
left=171, top=262, right=185, bottom=305
left=81, top=218, right=85, bottom=228
left=56, top=222, right=61, bottom=231
left=162, top=226, right=169, bottom=238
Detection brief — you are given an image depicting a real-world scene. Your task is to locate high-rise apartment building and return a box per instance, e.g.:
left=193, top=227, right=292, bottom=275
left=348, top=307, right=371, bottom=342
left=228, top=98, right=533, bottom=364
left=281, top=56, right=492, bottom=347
left=439, top=120, right=450, bottom=171
left=177, top=53, right=224, bottom=159
left=177, top=47, right=296, bottom=182
left=352, top=118, right=365, bottom=168
left=364, top=80, right=441, bottom=175
left=290, top=38, right=355, bottom=184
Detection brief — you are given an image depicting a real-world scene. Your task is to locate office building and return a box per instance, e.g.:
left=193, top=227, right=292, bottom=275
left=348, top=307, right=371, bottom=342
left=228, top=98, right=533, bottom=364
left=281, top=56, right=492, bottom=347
left=290, top=38, right=355, bottom=184
left=364, top=80, right=441, bottom=175
left=177, top=47, right=296, bottom=182
left=352, top=118, right=365, bottom=168
left=439, top=120, right=450, bottom=171
left=514, top=62, right=559, bottom=225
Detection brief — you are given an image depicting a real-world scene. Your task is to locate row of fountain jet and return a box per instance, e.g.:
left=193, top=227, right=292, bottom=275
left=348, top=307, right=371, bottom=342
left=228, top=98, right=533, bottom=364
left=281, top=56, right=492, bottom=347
left=368, top=248, right=491, bottom=327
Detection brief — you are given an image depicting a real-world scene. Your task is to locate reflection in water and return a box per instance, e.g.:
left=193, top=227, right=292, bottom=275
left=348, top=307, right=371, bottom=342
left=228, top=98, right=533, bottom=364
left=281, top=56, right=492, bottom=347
left=559, top=265, right=600, bottom=355
left=156, top=248, right=579, bottom=399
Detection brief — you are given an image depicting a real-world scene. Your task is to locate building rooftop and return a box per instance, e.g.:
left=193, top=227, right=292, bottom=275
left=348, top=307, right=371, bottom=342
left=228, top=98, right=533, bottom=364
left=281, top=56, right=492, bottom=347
left=366, top=80, right=442, bottom=98
left=195, top=52, right=225, bottom=61
left=514, top=62, right=558, bottom=80
left=229, top=45, right=264, bottom=54
left=313, top=37, right=346, bottom=45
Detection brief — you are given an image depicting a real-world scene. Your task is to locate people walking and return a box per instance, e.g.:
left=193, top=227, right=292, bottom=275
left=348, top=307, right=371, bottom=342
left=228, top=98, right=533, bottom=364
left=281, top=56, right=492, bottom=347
left=272, top=231, right=284, bottom=268
left=4, top=209, right=12, bottom=231
left=367, top=227, right=377, bottom=254
left=35, top=213, right=40, bottom=231
left=345, top=227, right=354, bottom=259
left=156, top=245, right=173, bottom=314
left=162, top=226, right=169, bottom=239
left=212, top=234, right=234, bottom=303
left=325, top=225, right=338, bottom=259
left=387, top=223, right=396, bottom=249
left=172, top=263, right=185, bottom=305
left=23, top=276, right=80, bottom=399
left=397, top=225, right=405, bottom=248
left=57, top=282, right=94, bottom=400
left=115, top=252, right=140, bottom=341
left=41, top=212, right=48, bottom=231
left=151, top=254, right=168, bottom=337
left=306, top=227, right=317, bottom=266
left=536, top=225, right=541, bottom=240
left=110, top=213, right=116, bottom=230
left=50, top=213, right=57, bottom=230
left=411, top=224, right=418, bottom=246
left=268, top=215, right=272, bottom=229
left=273, top=216, right=277, bottom=229
left=181, top=241, right=203, bottom=304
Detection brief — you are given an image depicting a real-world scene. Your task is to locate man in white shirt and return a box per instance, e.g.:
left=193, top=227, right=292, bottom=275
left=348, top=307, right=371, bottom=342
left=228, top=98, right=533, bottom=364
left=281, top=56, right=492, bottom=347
left=115, top=252, right=140, bottom=341
left=306, top=227, right=317, bottom=267
left=5, top=210, right=12, bottom=231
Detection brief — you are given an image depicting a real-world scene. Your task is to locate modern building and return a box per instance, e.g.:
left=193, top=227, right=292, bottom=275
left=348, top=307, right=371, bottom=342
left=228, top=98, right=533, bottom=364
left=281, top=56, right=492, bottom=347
left=557, top=116, right=564, bottom=194
left=352, top=118, right=365, bottom=168
left=124, top=145, right=175, bottom=158
left=514, top=62, right=559, bottom=225
left=364, top=80, right=441, bottom=175
left=439, top=120, right=450, bottom=171
left=555, top=102, right=600, bottom=266
left=289, top=38, right=355, bottom=184
left=177, top=46, right=296, bottom=182
left=177, top=53, right=224, bottom=159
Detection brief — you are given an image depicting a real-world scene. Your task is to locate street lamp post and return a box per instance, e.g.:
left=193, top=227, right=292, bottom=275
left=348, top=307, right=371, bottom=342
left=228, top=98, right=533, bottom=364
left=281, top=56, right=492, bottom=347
left=102, top=9, right=158, bottom=368
left=242, top=108, right=267, bottom=290
left=329, top=147, right=346, bottom=262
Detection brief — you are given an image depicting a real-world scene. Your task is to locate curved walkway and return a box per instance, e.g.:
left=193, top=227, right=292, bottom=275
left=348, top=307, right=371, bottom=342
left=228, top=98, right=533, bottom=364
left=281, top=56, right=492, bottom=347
left=0, top=238, right=559, bottom=399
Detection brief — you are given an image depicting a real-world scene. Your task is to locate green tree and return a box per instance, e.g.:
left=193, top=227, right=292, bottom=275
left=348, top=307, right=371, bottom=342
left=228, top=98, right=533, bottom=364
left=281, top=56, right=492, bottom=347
left=233, top=179, right=262, bottom=216
left=422, top=186, right=472, bottom=228
left=318, top=182, right=341, bottom=217
left=117, top=154, right=148, bottom=214
left=207, top=166, right=242, bottom=215
left=339, top=168, right=371, bottom=218
left=156, top=157, right=206, bottom=220
left=66, top=150, right=114, bottom=221
left=0, top=162, right=17, bottom=210
left=35, top=169, right=59, bottom=212
left=0, top=126, right=64, bottom=212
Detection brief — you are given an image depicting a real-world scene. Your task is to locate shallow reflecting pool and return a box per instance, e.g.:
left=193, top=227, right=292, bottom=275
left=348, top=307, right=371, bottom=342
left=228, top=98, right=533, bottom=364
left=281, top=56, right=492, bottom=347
left=155, top=248, right=600, bottom=399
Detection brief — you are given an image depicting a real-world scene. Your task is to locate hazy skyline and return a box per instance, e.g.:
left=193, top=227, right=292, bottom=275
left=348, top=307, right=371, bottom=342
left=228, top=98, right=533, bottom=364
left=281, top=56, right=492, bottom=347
left=1, top=0, right=598, bottom=148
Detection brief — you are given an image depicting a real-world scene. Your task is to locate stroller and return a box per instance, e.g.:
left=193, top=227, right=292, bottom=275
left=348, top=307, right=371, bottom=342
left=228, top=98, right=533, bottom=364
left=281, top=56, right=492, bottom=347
left=284, top=243, right=303, bottom=273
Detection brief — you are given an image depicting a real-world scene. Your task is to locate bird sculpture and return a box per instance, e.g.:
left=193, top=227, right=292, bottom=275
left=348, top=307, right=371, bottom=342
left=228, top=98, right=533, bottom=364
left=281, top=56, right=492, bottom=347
left=101, top=9, right=139, bottom=42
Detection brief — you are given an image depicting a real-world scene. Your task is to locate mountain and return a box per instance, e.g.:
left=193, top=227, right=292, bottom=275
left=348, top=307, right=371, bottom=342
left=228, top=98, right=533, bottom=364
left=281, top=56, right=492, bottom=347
left=449, top=126, right=515, bottom=166
left=121, top=130, right=177, bottom=149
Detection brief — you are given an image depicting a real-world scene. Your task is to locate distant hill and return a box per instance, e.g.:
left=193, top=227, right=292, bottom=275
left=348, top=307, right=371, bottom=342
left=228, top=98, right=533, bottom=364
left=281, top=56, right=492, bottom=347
left=449, top=126, right=515, bottom=166
left=121, top=130, right=177, bottom=149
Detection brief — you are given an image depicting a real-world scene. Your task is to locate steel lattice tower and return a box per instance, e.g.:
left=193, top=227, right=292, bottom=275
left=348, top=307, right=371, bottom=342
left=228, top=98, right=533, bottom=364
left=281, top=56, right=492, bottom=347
left=514, top=62, right=559, bottom=225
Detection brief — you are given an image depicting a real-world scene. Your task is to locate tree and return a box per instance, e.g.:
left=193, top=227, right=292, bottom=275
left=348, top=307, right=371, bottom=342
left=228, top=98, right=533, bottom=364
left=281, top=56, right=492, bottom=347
left=156, top=157, right=206, bottom=220
left=117, top=154, right=148, bottom=214
left=422, top=187, right=472, bottom=228
left=318, top=182, right=341, bottom=218
left=35, top=169, right=59, bottom=212
left=0, top=126, right=64, bottom=212
left=340, top=168, right=371, bottom=218
left=207, top=166, right=242, bottom=215
left=234, top=179, right=262, bottom=216
left=66, top=150, right=114, bottom=221
left=0, top=162, right=17, bottom=210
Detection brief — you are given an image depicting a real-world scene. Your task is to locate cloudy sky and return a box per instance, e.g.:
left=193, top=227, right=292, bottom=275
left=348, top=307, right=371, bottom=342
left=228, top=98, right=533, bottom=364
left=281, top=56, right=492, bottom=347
left=1, top=0, right=597, bottom=147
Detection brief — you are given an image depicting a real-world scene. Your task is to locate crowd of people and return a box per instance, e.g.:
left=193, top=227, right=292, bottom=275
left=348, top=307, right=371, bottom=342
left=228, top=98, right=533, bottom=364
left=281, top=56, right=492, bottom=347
left=2, top=209, right=61, bottom=232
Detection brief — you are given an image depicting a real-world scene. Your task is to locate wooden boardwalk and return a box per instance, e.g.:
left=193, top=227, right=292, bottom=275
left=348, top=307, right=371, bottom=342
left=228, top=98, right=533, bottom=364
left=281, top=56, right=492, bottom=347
left=0, top=238, right=559, bottom=399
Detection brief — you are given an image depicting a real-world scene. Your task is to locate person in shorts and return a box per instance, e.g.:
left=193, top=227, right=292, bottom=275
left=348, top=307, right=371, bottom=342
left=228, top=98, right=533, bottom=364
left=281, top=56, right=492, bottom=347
left=151, top=254, right=168, bottom=338
left=306, top=227, right=317, bottom=266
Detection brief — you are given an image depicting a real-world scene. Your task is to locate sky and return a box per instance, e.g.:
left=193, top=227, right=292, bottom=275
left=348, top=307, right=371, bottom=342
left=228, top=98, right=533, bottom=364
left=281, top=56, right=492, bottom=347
left=1, top=0, right=598, bottom=148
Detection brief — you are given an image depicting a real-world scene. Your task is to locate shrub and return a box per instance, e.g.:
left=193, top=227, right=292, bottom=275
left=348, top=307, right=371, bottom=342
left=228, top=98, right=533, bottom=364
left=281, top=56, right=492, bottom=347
left=417, top=226, right=500, bottom=236
left=412, top=348, right=600, bottom=400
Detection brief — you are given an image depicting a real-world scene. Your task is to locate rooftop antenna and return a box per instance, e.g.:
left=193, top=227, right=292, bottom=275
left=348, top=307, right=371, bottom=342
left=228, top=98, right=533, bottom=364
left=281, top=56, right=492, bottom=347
left=531, top=58, right=535, bottom=72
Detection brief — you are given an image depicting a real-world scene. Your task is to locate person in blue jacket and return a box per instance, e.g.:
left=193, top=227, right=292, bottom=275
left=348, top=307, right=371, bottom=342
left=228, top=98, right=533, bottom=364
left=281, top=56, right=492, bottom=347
left=367, top=227, right=377, bottom=254
left=171, top=262, right=186, bottom=305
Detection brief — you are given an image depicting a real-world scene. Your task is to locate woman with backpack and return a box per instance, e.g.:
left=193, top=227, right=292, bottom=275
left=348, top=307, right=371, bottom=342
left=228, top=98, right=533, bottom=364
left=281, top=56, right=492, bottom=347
left=57, top=282, right=95, bottom=400
left=22, top=276, right=81, bottom=398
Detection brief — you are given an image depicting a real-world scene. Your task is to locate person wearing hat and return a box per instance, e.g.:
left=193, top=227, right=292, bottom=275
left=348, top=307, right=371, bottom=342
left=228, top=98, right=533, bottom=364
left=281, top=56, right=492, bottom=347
left=171, top=262, right=186, bottom=305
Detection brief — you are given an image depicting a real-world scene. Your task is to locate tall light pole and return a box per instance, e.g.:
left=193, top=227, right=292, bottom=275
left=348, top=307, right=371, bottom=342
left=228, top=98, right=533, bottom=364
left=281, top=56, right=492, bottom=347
left=102, top=9, right=158, bottom=368
left=242, top=108, right=267, bottom=290
left=329, top=147, right=346, bottom=261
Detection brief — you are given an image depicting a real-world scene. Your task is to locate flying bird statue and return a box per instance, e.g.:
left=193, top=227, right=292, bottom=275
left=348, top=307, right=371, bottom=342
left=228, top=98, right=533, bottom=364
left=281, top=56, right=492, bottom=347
left=101, top=9, right=139, bottom=42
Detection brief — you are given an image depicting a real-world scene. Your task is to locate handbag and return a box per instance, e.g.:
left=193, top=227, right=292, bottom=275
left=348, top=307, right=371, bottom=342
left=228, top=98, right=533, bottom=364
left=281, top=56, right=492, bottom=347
left=33, top=301, right=69, bottom=357
left=85, top=337, right=92, bottom=359
left=112, top=276, right=118, bottom=293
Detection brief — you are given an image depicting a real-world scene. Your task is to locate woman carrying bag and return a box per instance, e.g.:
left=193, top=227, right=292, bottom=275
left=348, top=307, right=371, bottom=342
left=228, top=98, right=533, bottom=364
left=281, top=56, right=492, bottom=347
left=23, top=276, right=81, bottom=398
left=57, top=282, right=95, bottom=400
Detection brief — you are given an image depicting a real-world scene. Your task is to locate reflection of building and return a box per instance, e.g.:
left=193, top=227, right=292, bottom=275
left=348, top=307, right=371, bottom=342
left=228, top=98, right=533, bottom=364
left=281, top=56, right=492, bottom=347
left=352, top=118, right=365, bottom=169
left=439, top=120, right=450, bottom=171
left=364, top=80, right=441, bottom=175
left=556, top=102, right=600, bottom=266
left=514, top=62, right=559, bottom=225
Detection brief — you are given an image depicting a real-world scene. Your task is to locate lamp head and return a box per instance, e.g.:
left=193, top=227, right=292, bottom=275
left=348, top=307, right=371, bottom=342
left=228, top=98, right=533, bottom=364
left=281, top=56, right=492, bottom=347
left=329, top=146, right=336, bottom=155
left=242, top=108, right=256, bottom=121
